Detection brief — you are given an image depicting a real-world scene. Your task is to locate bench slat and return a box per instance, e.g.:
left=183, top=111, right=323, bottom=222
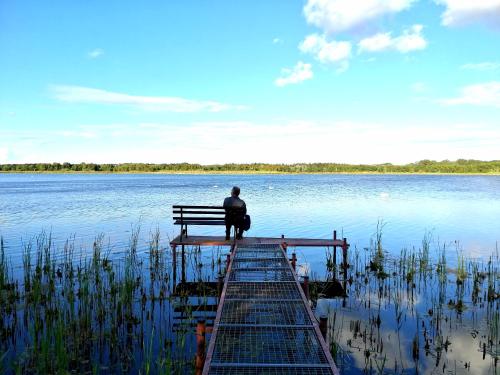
left=174, top=220, right=225, bottom=225
left=173, top=216, right=226, bottom=221
left=173, top=210, right=225, bottom=215
left=173, top=205, right=223, bottom=209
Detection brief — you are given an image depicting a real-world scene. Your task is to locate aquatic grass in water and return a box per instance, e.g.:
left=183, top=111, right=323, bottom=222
left=1, top=222, right=499, bottom=374
left=318, top=228, right=500, bottom=374
left=0, top=229, right=219, bottom=374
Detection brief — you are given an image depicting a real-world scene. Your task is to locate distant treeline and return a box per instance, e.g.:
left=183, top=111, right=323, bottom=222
left=1, top=160, right=500, bottom=174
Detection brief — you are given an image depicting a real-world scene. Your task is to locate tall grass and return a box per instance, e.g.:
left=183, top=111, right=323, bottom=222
left=321, top=225, right=499, bottom=374
left=0, top=229, right=215, bottom=374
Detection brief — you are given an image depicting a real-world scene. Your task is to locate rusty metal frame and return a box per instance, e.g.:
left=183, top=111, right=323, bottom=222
left=278, top=243, right=340, bottom=374
left=202, top=243, right=340, bottom=375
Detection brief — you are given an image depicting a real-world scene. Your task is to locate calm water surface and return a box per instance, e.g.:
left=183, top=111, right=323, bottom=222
left=1, top=173, right=499, bottom=264
left=1, top=173, right=499, bottom=374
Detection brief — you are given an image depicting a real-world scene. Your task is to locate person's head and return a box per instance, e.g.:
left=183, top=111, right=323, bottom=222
left=231, top=186, right=240, bottom=197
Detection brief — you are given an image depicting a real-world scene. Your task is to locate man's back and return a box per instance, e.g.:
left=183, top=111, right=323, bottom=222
left=223, top=186, right=246, bottom=240
left=223, top=196, right=246, bottom=219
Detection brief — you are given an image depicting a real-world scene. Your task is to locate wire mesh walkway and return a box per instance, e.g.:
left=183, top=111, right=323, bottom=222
left=203, top=244, right=340, bottom=375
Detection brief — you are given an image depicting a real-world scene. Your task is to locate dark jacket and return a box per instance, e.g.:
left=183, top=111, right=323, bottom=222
left=223, top=196, right=246, bottom=223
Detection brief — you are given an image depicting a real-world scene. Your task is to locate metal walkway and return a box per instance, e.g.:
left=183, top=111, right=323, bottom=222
left=203, top=244, right=340, bottom=375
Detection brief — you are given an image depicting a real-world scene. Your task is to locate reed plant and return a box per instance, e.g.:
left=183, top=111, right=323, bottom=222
left=2, top=223, right=499, bottom=374
left=0, top=228, right=217, bottom=374
left=323, top=224, right=499, bottom=374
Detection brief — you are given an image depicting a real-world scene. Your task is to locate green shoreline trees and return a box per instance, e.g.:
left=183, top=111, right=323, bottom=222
left=1, top=160, right=500, bottom=174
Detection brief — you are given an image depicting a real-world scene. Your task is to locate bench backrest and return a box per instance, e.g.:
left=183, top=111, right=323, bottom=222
left=173, top=205, right=225, bottom=225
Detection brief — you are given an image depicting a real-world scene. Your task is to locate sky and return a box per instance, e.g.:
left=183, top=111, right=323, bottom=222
left=0, top=0, right=499, bottom=165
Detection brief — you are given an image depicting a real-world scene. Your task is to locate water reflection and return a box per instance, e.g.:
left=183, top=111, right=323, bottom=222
left=314, top=241, right=499, bottom=375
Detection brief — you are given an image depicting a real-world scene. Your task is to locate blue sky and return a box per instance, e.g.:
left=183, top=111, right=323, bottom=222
left=0, top=0, right=499, bottom=164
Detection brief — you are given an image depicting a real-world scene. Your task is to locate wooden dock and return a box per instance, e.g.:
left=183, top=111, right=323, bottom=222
left=170, top=234, right=347, bottom=248
left=201, top=242, right=340, bottom=375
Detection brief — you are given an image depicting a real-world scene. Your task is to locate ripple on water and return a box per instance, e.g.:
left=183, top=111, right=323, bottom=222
left=0, top=173, right=499, bottom=266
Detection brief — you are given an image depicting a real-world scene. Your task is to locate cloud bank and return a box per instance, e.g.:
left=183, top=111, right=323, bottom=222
left=4, top=121, right=499, bottom=165
left=0, top=147, right=8, bottom=163
left=51, top=85, right=245, bottom=112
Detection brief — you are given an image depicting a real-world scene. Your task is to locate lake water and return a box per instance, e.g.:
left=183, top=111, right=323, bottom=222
left=1, top=173, right=499, bottom=265
left=1, top=173, right=499, bottom=374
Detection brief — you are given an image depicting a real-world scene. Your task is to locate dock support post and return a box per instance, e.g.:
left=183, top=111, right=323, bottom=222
left=282, top=242, right=288, bottom=254
left=333, top=230, right=337, bottom=278
left=225, top=254, right=231, bottom=273
left=181, top=244, right=186, bottom=284
left=319, top=315, right=328, bottom=339
left=342, top=238, right=348, bottom=281
left=303, top=275, right=310, bottom=300
left=195, top=319, right=206, bottom=375
left=291, top=252, right=297, bottom=271
left=172, top=245, right=177, bottom=289
left=180, top=207, right=184, bottom=241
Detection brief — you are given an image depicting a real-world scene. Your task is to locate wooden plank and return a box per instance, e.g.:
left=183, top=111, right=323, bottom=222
left=174, top=221, right=226, bottom=226
left=170, top=235, right=348, bottom=248
left=173, top=205, right=223, bottom=209
left=173, top=216, right=226, bottom=220
left=173, top=210, right=225, bottom=214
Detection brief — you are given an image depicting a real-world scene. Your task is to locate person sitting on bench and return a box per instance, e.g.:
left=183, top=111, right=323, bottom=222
left=223, top=186, right=246, bottom=240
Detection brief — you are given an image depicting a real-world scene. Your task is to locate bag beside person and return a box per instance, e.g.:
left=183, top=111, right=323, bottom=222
left=243, top=214, right=251, bottom=231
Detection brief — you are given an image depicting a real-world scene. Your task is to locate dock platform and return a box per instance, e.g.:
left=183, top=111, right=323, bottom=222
left=202, top=243, right=340, bottom=374
left=170, top=235, right=346, bottom=248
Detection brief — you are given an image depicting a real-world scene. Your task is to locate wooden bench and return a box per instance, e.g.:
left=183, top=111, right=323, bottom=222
left=173, top=205, right=226, bottom=240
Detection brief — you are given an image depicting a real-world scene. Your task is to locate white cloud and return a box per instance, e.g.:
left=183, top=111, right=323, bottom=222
left=88, top=48, right=104, bottom=59
left=50, top=85, right=246, bottom=112
left=272, top=37, right=283, bottom=44
left=300, top=34, right=352, bottom=63
left=299, top=34, right=351, bottom=72
left=5, top=121, right=500, bottom=165
left=0, top=147, right=8, bottom=162
left=436, top=0, right=500, bottom=27
left=303, top=0, right=416, bottom=33
left=358, top=33, right=392, bottom=52
left=274, top=61, right=313, bottom=87
left=461, top=62, right=500, bottom=71
left=439, top=81, right=500, bottom=108
left=358, top=25, right=427, bottom=53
